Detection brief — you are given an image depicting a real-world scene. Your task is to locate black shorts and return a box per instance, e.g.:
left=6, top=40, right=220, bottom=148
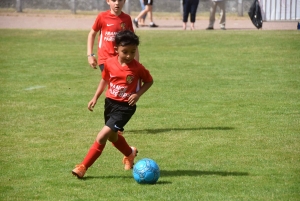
left=99, top=64, right=104, bottom=72
left=144, top=0, right=153, bottom=6
left=104, top=98, right=136, bottom=132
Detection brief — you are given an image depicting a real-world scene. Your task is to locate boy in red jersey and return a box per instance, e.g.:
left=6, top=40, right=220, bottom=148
left=87, top=0, right=139, bottom=71
left=72, top=30, right=153, bottom=179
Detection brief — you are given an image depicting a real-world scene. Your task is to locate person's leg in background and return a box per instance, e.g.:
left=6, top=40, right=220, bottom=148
left=190, top=0, right=199, bottom=30
left=218, top=1, right=226, bottom=30
left=207, top=1, right=217, bottom=29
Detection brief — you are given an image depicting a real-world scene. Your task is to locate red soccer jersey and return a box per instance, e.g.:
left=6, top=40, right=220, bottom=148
left=102, top=56, right=153, bottom=102
left=92, top=10, right=134, bottom=65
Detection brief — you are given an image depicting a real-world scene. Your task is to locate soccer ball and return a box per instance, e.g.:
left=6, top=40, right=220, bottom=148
left=133, top=158, right=160, bottom=184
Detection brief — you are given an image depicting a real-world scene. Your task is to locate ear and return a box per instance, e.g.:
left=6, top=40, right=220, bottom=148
left=106, top=0, right=110, bottom=5
left=114, top=46, right=118, bottom=53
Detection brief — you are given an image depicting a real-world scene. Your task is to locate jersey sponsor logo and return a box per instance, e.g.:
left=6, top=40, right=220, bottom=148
left=109, top=83, right=131, bottom=98
left=103, top=31, right=118, bottom=42
left=104, top=36, right=114, bottom=41
left=126, top=75, right=134, bottom=84
left=107, top=24, right=114, bottom=26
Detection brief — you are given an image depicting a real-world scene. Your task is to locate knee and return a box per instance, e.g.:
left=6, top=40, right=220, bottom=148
left=108, top=132, right=118, bottom=143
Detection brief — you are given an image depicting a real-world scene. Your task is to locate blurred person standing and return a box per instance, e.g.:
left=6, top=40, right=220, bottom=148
left=206, top=0, right=226, bottom=30
left=182, top=0, right=200, bottom=30
left=133, top=0, right=158, bottom=28
left=138, top=0, right=147, bottom=26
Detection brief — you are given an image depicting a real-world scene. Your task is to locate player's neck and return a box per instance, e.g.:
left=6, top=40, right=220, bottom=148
left=110, top=10, right=122, bottom=16
left=117, top=56, right=131, bottom=66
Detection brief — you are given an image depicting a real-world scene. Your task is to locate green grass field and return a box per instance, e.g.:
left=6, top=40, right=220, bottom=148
left=0, top=29, right=299, bottom=200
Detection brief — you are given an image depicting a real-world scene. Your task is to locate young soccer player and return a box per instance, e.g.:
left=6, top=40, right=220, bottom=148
left=87, top=0, right=139, bottom=71
left=72, top=30, right=153, bottom=179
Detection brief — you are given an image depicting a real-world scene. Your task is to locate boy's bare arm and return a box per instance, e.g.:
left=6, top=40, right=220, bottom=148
left=87, top=29, right=98, bottom=69
left=88, top=79, right=108, bottom=111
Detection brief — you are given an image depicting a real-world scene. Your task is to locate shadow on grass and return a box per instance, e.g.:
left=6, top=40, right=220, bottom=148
left=160, top=170, right=249, bottom=177
left=82, top=169, right=248, bottom=181
left=82, top=175, right=132, bottom=180
left=155, top=180, right=172, bottom=185
left=82, top=176, right=171, bottom=185
left=126, top=127, right=234, bottom=134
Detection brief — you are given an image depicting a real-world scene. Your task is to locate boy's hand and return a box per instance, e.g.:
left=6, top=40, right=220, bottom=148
left=128, top=94, right=140, bottom=106
left=88, top=98, right=97, bottom=111
left=88, top=56, right=97, bottom=69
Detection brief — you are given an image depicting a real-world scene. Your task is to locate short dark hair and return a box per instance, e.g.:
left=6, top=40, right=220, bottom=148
left=115, top=30, right=139, bottom=47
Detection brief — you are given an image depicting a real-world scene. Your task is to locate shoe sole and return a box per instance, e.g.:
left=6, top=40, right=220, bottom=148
left=72, top=170, right=83, bottom=179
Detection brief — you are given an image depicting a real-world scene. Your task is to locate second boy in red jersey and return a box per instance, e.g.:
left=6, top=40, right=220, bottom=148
left=87, top=0, right=139, bottom=71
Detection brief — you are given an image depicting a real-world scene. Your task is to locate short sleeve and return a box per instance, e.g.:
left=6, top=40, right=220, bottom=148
left=92, top=13, right=102, bottom=32
left=102, top=61, right=110, bottom=81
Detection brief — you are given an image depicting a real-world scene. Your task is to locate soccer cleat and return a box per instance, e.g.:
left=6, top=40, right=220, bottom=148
left=123, top=147, right=138, bottom=170
left=149, top=23, right=158, bottom=28
left=206, top=27, right=214, bottom=30
left=133, top=19, right=139, bottom=28
left=221, top=27, right=226, bottom=30
left=72, top=164, right=86, bottom=179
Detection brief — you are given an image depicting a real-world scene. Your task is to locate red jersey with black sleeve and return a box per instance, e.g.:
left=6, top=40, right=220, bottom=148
left=102, top=56, right=153, bottom=103
left=92, top=11, right=134, bottom=65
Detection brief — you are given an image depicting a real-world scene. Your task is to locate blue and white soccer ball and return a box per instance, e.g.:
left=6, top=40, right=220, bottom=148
left=133, top=158, right=160, bottom=184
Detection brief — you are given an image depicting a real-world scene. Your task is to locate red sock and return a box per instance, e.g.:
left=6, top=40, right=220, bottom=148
left=82, top=141, right=106, bottom=168
left=112, top=134, right=132, bottom=156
